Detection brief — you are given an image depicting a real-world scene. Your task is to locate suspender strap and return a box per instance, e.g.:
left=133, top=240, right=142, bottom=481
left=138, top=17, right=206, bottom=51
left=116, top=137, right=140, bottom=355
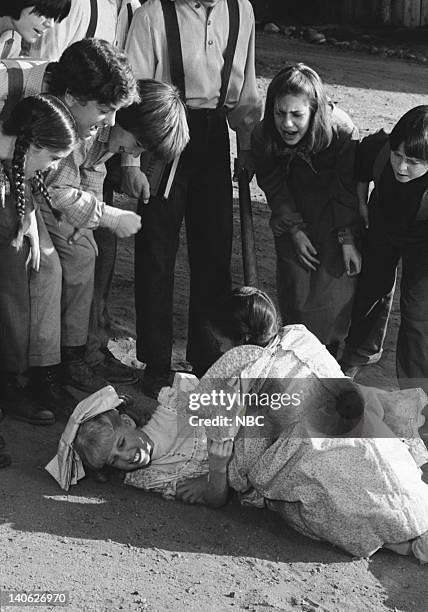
left=218, top=0, right=240, bottom=109
left=127, top=3, right=134, bottom=31
left=0, top=61, right=24, bottom=121
left=86, top=0, right=98, bottom=37
left=160, top=0, right=185, bottom=99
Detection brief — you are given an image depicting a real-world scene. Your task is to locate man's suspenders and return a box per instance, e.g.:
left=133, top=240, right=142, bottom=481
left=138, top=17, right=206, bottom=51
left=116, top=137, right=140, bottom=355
left=159, top=0, right=185, bottom=98
left=160, top=0, right=240, bottom=107
left=86, top=0, right=98, bottom=38
left=218, top=0, right=240, bottom=109
left=142, top=0, right=240, bottom=198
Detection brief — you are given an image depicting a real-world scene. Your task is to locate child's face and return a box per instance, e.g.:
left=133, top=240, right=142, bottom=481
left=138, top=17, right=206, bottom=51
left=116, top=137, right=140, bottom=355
left=274, top=93, right=312, bottom=147
left=390, top=143, right=428, bottom=183
left=105, top=421, right=153, bottom=472
left=108, top=124, right=147, bottom=157
left=13, top=7, right=55, bottom=44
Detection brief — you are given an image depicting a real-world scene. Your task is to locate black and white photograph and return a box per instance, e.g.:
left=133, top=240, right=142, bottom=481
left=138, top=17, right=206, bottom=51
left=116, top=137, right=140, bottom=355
left=1, top=1, right=428, bottom=610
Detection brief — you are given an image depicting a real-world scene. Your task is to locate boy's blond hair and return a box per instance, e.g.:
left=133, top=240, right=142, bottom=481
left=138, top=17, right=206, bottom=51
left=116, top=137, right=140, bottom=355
left=116, top=79, right=189, bottom=162
left=74, top=409, right=121, bottom=470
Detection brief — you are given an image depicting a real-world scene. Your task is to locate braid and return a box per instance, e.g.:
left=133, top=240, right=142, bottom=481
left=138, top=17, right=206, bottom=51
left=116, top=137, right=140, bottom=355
left=33, top=172, right=62, bottom=222
left=11, top=135, right=28, bottom=249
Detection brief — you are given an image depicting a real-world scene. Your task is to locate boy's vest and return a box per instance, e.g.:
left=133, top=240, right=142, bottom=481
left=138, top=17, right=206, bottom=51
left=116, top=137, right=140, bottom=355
left=0, top=59, right=48, bottom=121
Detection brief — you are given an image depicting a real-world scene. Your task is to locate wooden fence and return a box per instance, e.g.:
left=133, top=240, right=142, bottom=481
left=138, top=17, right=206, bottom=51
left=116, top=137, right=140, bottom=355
left=341, top=0, right=428, bottom=26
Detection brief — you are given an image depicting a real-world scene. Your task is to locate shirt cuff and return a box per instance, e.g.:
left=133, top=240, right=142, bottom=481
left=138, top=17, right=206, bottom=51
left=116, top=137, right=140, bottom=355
left=236, top=130, right=252, bottom=151
left=121, top=153, right=140, bottom=168
left=99, top=205, right=122, bottom=232
left=337, top=228, right=355, bottom=245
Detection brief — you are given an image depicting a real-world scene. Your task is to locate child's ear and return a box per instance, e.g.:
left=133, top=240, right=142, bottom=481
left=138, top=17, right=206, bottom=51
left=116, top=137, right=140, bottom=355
left=120, top=413, right=136, bottom=428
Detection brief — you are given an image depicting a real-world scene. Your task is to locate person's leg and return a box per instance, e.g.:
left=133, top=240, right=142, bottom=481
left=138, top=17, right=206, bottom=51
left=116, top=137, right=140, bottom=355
left=85, top=157, right=137, bottom=384
left=28, top=209, right=62, bottom=368
left=0, top=238, right=54, bottom=425
left=40, top=202, right=107, bottom=392
left=342, top=229, right=400, bottom=374
left=85, top=225, right=117, bottom=367
left=396, top=240, right=428, bottom=390
left=27, top=209, right=76, bottom=419
left=185, top=110, right=233, bottom=376
left=135, top=158, right=188, bottom=396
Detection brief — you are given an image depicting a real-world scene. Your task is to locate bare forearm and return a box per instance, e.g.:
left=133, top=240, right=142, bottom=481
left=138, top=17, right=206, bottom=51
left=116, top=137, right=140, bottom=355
left=357, top=181, right=369, bottom=207
left=203, top=469, right=229, bottom=508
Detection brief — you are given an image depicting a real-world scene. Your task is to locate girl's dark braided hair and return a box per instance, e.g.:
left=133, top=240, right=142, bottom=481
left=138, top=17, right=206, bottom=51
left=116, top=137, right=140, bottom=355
left=2, top=94, right=78, bottom=248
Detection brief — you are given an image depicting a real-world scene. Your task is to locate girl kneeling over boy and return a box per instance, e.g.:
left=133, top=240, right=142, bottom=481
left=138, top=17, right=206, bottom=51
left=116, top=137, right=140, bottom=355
left=48, top=287, right=428, bottom=561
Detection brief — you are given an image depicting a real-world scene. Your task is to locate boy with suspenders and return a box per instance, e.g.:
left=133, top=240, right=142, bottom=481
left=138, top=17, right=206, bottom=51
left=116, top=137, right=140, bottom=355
left=124, top=0, right=262, bottom=398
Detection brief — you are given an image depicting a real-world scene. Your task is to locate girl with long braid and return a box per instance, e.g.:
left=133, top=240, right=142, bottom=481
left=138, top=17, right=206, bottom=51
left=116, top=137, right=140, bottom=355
left=0, top=93, right=78, bottom=427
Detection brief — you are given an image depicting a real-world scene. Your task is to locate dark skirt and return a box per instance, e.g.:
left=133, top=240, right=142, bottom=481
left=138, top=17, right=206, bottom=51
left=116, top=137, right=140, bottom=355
left=275, top=223, right=357, bottom=346
left=0, top=240, right=30, bottom=373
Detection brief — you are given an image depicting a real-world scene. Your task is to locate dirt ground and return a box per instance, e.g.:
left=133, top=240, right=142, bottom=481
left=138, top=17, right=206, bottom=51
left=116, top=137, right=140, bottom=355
left=2, top=33, right=428, bottom=612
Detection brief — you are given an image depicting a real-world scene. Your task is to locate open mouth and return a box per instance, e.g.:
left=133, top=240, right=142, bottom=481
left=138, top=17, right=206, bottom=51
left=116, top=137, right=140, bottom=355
left=132, top=448, right=150, bottom=466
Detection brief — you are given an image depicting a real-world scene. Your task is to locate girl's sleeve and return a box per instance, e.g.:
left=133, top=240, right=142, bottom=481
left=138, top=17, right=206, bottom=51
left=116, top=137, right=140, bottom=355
left=328, top=109, right=360, bottom=241
left=251, top=123, right=306, bottom=235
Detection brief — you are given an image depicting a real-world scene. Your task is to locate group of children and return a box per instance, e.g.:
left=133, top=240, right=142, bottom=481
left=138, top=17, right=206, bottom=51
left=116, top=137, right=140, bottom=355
left=252, top=63, right=428, bottom=389
left=2, top=0, right=428, bottom=562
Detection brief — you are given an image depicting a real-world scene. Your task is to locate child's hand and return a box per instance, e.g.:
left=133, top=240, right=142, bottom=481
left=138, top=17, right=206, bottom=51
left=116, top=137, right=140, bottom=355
left=207, top=439, right=234, bottom=473
left=342, top=243, right=361, bottom=276
left=292, top=230, right=320, bottom=270
left=176, top=475, right=208, bottom=504
left=114, top=210, right=142, bottom=238
left=24, top=210, right=40, bottom=271
left=121, top=167, right=150, bottom=203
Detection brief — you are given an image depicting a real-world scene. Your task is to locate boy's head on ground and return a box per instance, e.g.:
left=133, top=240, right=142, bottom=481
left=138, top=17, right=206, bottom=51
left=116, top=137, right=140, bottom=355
left=390, top=105, right=428, bottom=183
left=309, top=379, right=365, bottom=436
left=74, top=409, right=153, bottom=473
left=49, top=39, right=139, bottom=139
left=263, top=63, right=333, bottom=156
left=112, top=79, right=189, bottom=161
left=0, top=1, right=70, bottom=43
left=208, top=286, right=280, bottom=354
